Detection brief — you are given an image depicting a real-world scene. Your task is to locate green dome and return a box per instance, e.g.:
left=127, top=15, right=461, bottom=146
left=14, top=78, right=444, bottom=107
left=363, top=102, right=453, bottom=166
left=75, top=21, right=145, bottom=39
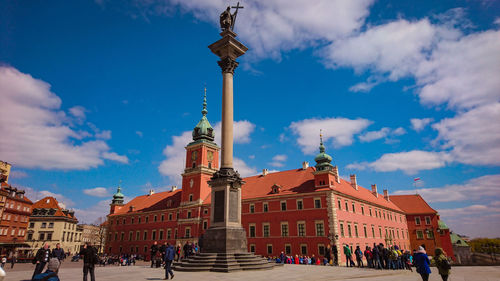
left=112, top=182, right=124, bottom=205
left=314, top=133, right=333, bottom=171
left=192, top=89, right=215, bottom=142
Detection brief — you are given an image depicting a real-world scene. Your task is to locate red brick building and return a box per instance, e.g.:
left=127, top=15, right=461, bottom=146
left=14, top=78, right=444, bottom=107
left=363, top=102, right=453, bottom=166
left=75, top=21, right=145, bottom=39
left=0, top=182, right=33, bottom=255
left=106, top=98, right=410, bottom=263
left=391, top=194, right=454, bottom=259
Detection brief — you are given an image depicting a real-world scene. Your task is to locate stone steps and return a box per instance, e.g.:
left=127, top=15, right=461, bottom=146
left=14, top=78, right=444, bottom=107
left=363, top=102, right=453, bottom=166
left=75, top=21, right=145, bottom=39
left=173, top=252, right=275, bottom=272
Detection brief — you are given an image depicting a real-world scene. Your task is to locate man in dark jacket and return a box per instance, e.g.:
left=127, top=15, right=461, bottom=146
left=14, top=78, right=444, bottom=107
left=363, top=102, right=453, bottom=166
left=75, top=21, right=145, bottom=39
left=163, top=243, right=175, bottom=280
left=32, top=243, right=51, bottom=280
left=52, top=243, right=64, bottom=261
left=150, top=241, right=159, bottom=268
left=79, top=243, right=97, bottom=281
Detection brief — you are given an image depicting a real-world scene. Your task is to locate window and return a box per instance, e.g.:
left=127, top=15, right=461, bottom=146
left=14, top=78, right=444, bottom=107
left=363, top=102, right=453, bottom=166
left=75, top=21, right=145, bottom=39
left=123, top=218, right=126, bottom=224
left=318, top=244, right=325, bottom=256
left=47, top=233, right=52, bottom=240
left=203, top=220, right=208, bottom=230
left=361, top=206, right=365, bottom=215
left=315, top=221, right=325, bottom=236
left=354, top=224, right=359, bottom=237
left=138, top=217, right=141, bottom=223
left=29, top=222, right=34, bottom=228
left=189, top=194, right=193, bottom=202
left=352, top=203, right=355, bottom=213
left=27, top=233, right=33, bottom=240
left=415, top=217, right=421, bottom=225
left=263, top=224, right=270, bottom=237
left=143, top=231, right=148, bottom=240
left=129, top=232, right=133, bottom=241
left=425, top=216, right=431, bottom=225
left=187, top=211, right=192, bottom=219
left=249, top=224, right=256, bottom=238
left=348, top=224, right=352, bottom=237
left=371, top=226, right=375, bottom=238
left=204, top=209, right=208, bottom=215
left=41, top=222, right=47, bottom=228
left=168, top=213, right=172, bottom=221
left=154, top=215, right=157, bottom=222
left=250, top=204, right=255, bottom=213
left=340, top=223, right=345, bottom=237
left=48, top=222, right=54, bottom=228
left=131, top=218, right=135, bottom=224
left=185, top=228, right=191, bottom=238
left=297, top=200, right=303, bottom=210
left=167, top=229, right=171, bottom=239
left=39, top=233, right=45, bottom=240
left=298, top=222, right=306, bottom=236
left=267, top=244, right=273, bottom=255
left=250, top=244, right=256, bottom=253
left=338, top=199, right=342, bottom=210
left=263, top=203, right=268, bottom=212
left=314, top=199, right=321, bottom=209
left=281, top=201, right=287, bottom=211
left=121, top=232, right=124, bottom=241
left=145, top=216, right=149, bottom=223
left=174, top=229, right=178, bottom=239
left=369, top=208, right=372, bottom=216
left=144, top=246, right=148, bottom=253
left=426, top=230, right=434, bottom=239
left=136, top=231, right=140, bottom=240
left=285, top=244, right=291, bottom=255
left=161, top=214, right=164, bottom=222
left=300, top=244, right=308, bottom=255
left=345, top=201, right=349, bottom=211
left=152, top=230, right=156, bottom=240
left=281, top=222, right=289, bottom=237
left=363, top=225, right=367, bottom=238
left=416, top=230, right=424, bottom=239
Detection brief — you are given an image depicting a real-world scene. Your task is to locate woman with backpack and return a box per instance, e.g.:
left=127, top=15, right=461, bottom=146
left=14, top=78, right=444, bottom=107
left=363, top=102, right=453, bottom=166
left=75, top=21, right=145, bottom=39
left=434, top=248, right=451, bottom=281
left=414, top=246, right=431, bottom=281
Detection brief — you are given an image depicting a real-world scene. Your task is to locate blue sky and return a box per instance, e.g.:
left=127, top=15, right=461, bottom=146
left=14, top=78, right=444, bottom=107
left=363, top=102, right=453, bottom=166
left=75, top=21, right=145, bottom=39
left=1, top=0, right=499, bottom=237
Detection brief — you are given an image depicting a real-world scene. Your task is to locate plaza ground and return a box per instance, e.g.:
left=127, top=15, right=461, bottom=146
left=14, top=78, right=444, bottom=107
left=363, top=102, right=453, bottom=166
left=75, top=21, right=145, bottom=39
left=4, top=261, right=500, bottom=281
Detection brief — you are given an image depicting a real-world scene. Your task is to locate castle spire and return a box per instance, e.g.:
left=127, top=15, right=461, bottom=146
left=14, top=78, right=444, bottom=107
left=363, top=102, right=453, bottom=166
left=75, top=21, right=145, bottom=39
left=314, top=129, right=333, bottom=171
left=192, top=87, right=215, bottom=142
left=112, top=180, right=124, bottom=205
left=202, top=86, right=208, bottom=116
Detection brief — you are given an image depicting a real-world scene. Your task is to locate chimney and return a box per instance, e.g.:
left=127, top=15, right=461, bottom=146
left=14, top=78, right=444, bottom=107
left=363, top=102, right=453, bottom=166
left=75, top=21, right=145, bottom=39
left=171, top=186, right=178, bottom=192
left=302, top=161, right=309, bottom=170
left=262, top=169, right=269, bottom=176
left=383, top=189, right=390, bottom=201
left=371, top=184, right=378, bottom=197
left=148, top=189, right=155, bottom=196
left=332, top=166, right=340, bottom=183
left=350, top=174, right=358, bottom=190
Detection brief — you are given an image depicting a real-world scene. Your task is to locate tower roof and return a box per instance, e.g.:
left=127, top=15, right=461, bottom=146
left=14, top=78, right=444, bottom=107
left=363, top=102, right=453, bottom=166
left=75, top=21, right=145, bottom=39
left=112, top=181, right=124, bottom=205
left=314, top=131, right=333, bottom=170
left=192, top=88, right=215, bottom=142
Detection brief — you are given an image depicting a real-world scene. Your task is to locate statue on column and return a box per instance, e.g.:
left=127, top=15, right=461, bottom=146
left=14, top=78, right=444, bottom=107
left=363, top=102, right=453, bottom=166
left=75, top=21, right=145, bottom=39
left=219, top=3, right=243, bottom=32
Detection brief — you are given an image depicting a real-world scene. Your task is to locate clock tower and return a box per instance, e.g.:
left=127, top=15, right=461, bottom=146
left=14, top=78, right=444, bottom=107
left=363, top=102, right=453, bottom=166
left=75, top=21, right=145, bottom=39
left=181, top=89, right=219, bottom=205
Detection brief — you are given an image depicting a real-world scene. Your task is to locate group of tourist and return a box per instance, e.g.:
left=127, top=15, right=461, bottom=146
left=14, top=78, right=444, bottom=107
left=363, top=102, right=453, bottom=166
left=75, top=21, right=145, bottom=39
left=28, top=242, right=98, bottom=281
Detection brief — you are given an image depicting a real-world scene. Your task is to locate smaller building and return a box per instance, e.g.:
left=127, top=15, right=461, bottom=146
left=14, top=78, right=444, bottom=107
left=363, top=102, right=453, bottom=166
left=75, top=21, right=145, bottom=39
left=79, top=224, right=106, bottom=253
left=0, top=183, right=33, bottom=257
left=27, top=197, right=82, bottom=256
left=451, top=232, right=472, bottom=264
left=391, top=194, right=454, bottom=260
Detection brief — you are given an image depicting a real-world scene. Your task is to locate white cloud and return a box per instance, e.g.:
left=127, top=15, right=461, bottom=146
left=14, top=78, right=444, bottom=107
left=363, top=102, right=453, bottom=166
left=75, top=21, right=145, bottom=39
left=73, top=199, right=111, bottom=224
left=289, top=117, right=372, bottom=154
left=0, top=66, right=126, bottom=170
left=102, top=152, right=129, bottom=164
left=158, top=120, right=256, bottom=185
left=23, top=187, right=75, bottom=208
left=358, top=127, right=406, bottom=142
left=269, top=154, right=288, bottom=168
left=137, top=0, right=375, bottom=60
left=9, top=170, right=28, bottom=179
left=95, top=130, right=112, bottom=140
left=83, top=187, right=110, bottom=197
left=69, top=106, right=87, bottom=122
left=233, top=157, right=257, bottom=177
left=432, top=103, right=500, bottom=166
left=349, top=150, right=449, bottom=174
left=410, top=118, right=433, bottom=132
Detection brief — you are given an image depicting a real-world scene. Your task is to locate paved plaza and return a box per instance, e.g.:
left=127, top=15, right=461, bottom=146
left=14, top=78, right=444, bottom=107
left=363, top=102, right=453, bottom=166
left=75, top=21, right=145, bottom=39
left=3, top=261, right=500, bottom=281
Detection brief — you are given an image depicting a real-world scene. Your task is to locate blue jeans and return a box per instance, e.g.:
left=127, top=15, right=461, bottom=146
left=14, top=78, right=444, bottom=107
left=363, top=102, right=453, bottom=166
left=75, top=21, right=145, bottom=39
left=165, top=260, right=174, bottom=279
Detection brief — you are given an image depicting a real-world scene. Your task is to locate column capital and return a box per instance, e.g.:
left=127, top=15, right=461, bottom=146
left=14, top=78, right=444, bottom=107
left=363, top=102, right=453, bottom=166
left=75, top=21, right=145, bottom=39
left=217, top=57, right=239, bottom=74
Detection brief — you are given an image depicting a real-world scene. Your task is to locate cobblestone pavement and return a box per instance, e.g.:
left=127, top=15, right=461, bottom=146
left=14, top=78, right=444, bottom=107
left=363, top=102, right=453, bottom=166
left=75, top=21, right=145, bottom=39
left=4, top=261, right=500, bottom=281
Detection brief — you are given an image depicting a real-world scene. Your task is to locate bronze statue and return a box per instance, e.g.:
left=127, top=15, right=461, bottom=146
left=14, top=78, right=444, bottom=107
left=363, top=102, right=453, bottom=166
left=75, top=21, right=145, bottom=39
left=219, top=2, right=243, bottom=32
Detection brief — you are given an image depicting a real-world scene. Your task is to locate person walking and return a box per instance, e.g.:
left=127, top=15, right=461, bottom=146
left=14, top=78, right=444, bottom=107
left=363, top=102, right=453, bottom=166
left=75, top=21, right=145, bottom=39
left=175, top=244, right=181, bottom=262
left=52, top=243, right=64, bottom=273
left=354, top=246, right=363, bottom=267
left=32, top=243, right=51, bottom=280
left=414, top=246, right=431, bottom=281
left=343, top=244, right=353, bottom=267
left=364, top=246, right=373, bottom=268
left=325, top=244, right=332, bottom=265
left=33, top=258, right=60, bottom=281
left=372, top=243, right=381, bottom=269
left=434, top=248, right=451, bottom=281
left=80, top=242, right=97, bottom=281
left=151, top=241, right=159, bottom=268
left=163, top=243, right=175, bottom=280
left=10, top=254, right=16, bottom=269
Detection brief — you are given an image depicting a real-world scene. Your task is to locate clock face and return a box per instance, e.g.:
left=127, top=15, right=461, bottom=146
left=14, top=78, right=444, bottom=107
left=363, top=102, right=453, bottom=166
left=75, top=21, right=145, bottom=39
left=191, top=150, right=198, bottom=161
left=207, top=151, right=213, bottom=161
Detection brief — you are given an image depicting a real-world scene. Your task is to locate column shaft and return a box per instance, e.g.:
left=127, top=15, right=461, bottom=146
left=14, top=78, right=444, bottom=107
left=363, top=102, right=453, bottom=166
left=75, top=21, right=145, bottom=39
left=221, top=72, right=234, bottom=168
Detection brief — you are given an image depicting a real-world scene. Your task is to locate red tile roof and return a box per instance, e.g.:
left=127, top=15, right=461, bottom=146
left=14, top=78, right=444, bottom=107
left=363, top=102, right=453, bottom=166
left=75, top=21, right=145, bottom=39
left=390, top=194, right=437, bottom=215
left=240, top=167, right=404, bottom=212
left=109, top=190, right=182, bottom=216
left=33, top=196, right=76, bottom=219
left=1, top=183, right=33, bottom=203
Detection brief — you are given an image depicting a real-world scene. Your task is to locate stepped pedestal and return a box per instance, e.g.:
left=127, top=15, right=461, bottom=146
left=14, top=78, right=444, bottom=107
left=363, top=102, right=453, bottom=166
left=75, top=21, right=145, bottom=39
left=173, top=252, right=274, bottom=272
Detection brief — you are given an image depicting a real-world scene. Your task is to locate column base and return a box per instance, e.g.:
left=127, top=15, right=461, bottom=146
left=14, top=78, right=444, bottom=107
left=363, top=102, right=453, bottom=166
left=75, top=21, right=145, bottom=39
left=201, top=226, right=247, bottom=253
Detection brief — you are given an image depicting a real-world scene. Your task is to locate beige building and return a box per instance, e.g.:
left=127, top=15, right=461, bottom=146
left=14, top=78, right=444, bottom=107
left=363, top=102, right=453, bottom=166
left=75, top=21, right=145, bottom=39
left=0, top=161, right=11, bottom=184
left=26, top=197, right=82, bottom=255
left=79, top=224, right=106, bottom=251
